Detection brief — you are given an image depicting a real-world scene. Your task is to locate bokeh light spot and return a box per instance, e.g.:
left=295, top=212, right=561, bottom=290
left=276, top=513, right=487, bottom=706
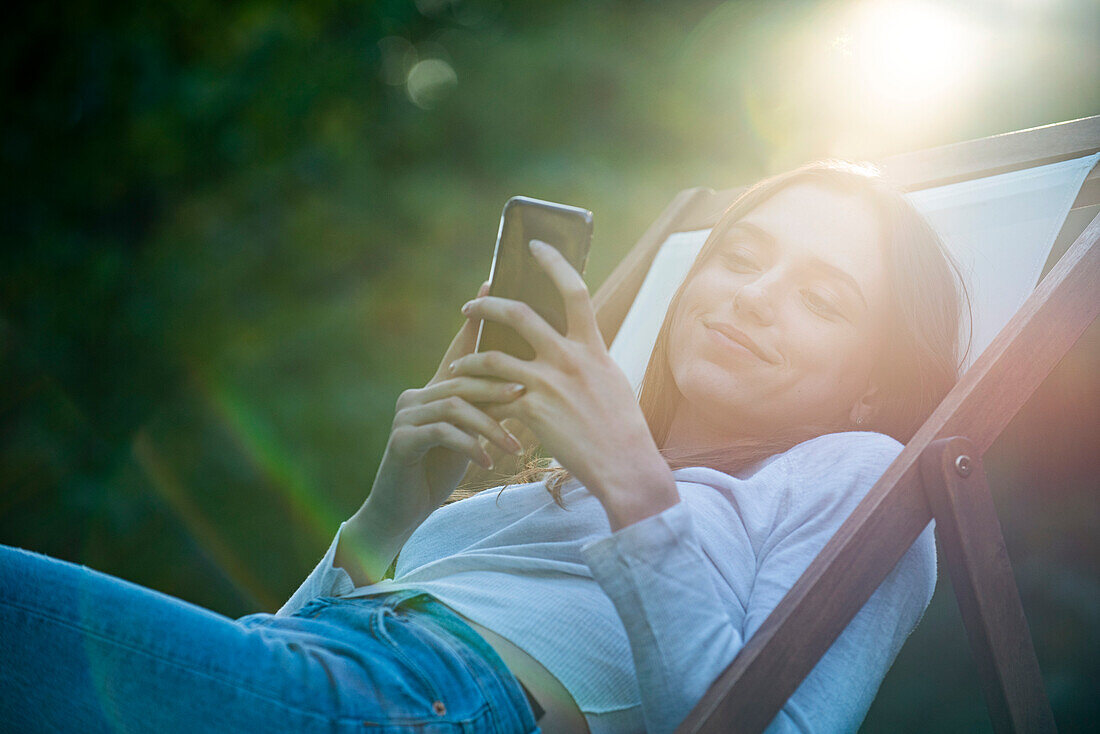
left=406, top=58, right=458, bottom=109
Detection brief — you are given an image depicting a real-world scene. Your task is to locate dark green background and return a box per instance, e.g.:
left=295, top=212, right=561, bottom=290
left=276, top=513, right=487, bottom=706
left=2, top=1, right=1097, bottom=730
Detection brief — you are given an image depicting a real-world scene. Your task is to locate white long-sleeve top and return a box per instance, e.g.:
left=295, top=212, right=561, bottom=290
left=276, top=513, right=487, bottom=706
left=277, top=430, right=936, bottom=734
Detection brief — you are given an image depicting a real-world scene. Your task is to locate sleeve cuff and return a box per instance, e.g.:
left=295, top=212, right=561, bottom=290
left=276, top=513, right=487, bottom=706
left=580, top=500, right=695, bottom=599
left=275, top=521, right=357, bottom=616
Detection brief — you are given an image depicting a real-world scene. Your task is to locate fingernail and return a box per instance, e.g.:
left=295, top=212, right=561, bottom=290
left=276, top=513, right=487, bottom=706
left=528, top=239, right=547, bottom=253
left=461, top=301, right=473, bottom=315
left=482, top=455, right=494, bottom=470
left=507, top=383, right=526, bottom=395
left=448, top=361, right=457, bottom=373
left=506, top=432, right=523, bottom=455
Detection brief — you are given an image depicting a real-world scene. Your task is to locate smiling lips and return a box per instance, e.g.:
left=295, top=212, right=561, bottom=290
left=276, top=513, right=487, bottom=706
left=702, top=319, right=775, bottom=363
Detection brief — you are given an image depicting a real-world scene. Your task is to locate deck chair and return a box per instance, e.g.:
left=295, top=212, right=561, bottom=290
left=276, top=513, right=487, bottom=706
left=462, top=115, right=1100, bottom=732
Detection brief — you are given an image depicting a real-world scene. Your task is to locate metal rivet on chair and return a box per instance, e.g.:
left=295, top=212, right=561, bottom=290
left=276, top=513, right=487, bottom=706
left=432, top=701, right=447, bottom=716
left=954, top=454, right=972, bottom=477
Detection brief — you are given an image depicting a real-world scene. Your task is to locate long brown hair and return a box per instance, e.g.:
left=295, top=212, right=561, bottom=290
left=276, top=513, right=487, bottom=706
left=452, top=160, right=970, bottom=506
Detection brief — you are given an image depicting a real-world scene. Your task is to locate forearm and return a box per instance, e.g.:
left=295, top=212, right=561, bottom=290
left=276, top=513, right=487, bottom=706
left=333, top=446, right=450, bottom=587
left=276, top=495, right=419, bottom=616
left=334, top=500, right=419, bottom=587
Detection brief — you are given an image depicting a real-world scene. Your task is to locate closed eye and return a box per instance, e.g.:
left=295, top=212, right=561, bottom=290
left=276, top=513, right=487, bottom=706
left=721, top=249, right=761, bottom=272
left=803, top=290, right=844, bottom=319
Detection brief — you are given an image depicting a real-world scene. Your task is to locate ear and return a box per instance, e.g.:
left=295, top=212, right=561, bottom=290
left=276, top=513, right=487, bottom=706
left=848, top=379, right=880, bottom=427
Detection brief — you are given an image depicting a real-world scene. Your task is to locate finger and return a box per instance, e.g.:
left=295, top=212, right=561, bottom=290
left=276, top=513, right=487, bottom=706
left=527, top=239, right=601, bottom=345
left=481, top=416, right=529, bottom=456
left=461, top=295, right=561, bottom=356
left=479, top=405, right=532, bottom=448
left=400, top=378, right=524, bottom=416
left=397, top=397, right=524, bottom=457
left=448, top=349, right=537, bottom=385
left=395, top=422, right=494, bottom=469
left=500, top=416, right=529, bottom=438
left=481, top=402, right=512, bottom=424
left=417, top=375, right=528, bottom=406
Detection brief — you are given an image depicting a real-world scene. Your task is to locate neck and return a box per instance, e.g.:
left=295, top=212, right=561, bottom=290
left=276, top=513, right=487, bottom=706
left=664, top=399, right=746, bottom=454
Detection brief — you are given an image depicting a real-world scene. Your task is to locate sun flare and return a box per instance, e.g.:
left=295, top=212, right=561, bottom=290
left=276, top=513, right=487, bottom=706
left=844, top=0, right=980, bottom=108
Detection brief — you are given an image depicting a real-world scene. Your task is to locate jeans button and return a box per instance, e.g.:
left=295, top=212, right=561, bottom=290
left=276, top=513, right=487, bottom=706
left=432, top=701, right=447, bottom=716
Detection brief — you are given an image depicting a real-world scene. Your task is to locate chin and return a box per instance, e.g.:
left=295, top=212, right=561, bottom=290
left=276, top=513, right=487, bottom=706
left=687, top=356, right=756, bottom=395
left=678, top=380, right=754, bottom=423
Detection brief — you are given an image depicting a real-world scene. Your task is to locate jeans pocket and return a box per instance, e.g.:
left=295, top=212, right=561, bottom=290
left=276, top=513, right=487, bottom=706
left=369, top=604, right=447, bottom=709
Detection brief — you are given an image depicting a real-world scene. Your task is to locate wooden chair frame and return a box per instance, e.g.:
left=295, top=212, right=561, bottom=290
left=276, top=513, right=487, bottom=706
left=459, top=115, right=1099, bottom=732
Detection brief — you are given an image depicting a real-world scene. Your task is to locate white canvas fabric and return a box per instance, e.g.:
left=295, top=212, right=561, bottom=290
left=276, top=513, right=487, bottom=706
left=608, top=153, right=1099, bottom=395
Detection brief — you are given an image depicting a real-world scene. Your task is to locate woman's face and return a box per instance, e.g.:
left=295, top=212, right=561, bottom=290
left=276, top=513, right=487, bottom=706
left=665, top=182, right=891, bottom=446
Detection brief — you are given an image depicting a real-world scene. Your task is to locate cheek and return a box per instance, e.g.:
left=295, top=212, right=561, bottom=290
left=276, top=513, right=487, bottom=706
left=667, top=278, right=711, bottom=339
left=784, top=319, right=870, bottom=385
left=669, top=315, right=701, bottom=380
left=674, top=270, right=730, bottom=321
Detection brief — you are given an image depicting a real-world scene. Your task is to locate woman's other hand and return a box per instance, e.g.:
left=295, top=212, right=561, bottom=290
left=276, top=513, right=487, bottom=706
left=337, top=281, right=526, bottom=586
left=449, top=241, right=678, bottom=530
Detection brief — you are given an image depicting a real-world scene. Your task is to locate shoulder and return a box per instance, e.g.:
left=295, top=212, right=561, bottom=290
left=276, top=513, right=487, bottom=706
left=777, top=431, right=904, bottom=518
left=670, top=432, right=902, bottom=507
left=780, top=430, right=903, bottom=480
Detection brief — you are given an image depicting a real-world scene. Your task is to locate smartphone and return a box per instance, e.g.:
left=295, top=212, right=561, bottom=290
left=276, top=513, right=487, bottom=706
left=475, top=196, right=594, bottom=361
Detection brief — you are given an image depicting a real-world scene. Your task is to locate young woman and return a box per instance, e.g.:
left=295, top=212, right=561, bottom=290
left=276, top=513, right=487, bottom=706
left=1, top=161, right=967, bottom=734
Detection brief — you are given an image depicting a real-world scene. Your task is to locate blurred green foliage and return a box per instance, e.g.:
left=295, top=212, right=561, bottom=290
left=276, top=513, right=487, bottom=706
left=1, top=0, right=1097, bottom=730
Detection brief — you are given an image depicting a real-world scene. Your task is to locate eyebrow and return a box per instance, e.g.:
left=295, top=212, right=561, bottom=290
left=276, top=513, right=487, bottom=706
left=724, top=221, right=869, bottom=309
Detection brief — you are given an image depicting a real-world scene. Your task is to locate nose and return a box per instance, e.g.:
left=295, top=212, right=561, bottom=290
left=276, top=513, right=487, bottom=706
left=734, top=282, right=775, bottom=325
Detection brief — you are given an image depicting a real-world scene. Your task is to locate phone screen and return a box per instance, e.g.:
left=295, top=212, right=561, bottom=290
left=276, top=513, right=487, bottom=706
left=476, top=196, right=594, bottom=361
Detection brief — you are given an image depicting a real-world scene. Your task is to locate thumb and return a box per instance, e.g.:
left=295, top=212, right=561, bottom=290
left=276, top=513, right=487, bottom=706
left=432, top=280, right=490, bottom=382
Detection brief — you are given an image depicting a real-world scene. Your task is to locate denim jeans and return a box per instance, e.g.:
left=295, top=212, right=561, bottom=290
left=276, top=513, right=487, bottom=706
left=0, top=544, right=540, bottom=733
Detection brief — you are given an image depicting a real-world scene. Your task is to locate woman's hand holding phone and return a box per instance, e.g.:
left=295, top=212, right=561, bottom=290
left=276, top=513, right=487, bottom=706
left=450, top=241, right=679, bottom=532
left=335, top=281, right=528, bottom=587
